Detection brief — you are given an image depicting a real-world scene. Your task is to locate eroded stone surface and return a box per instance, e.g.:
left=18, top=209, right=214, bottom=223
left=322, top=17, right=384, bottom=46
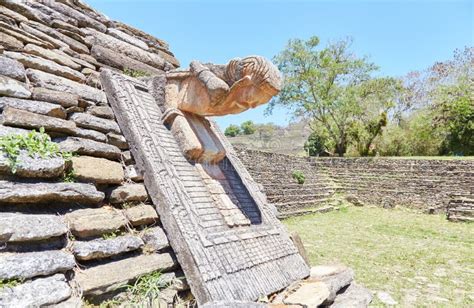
left=2, top=107, right=76, bottom=134
left=107, top=28, right=148, bottom=50
left=0, top=181, right=104, bottom=204
left=75, top=253, right=177, bottom=295
left=0, top=151, right=65, bottom=178
left=72, top=235, right=144, bottom=260
left=27, top=69, right=106, bottom=103
left=0, top=75, right=30, bottom=98
left=87, top=105, right=114, bottom=119
left=0, top=274, right=71, bottom=307
left=330, top=283, right=373, bottom=308
left=24, top=44, right=81, bottom=70
left=123, top=203, right=158, bottom=226
left=0, top=213, right=67, bottom=242
left=55, top=136, right=121, bottom=160
left=0, top=97, right=66, bottom=118
left=69, top=112, right=120, bottom=134
left=124, top=164, right=143, bottom=182
left=32, top=87, right=79, bottom=108
left=4, top=51, right=86, bottom=82
left=108, top=183, right=148, bottom=204
left=106, top=132, right=128, bottom=149
left=283, top=281, right=330, bottom=307
left=141, top=226, right=170, bottom=252
left=0, top=124, right=28, bottom=137
left=71, top=156, right=124, bottom=184
left=0, top=55, right=25, bottom=80
left=72, top=127, right=107, bottom=142
left=0, top=250, right=75, bottom=280
left=65, top=207, right=127, bottom=238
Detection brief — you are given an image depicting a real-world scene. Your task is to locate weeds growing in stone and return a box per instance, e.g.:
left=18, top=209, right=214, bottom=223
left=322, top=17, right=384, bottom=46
left=291, top=170, right=305, bottom=184
left=127, top=271, right=169, bottom=303
left=0, top=128, right=72, bottom=173
left=123, top=68, right=151, bottom=78
left=0, top=278, right=22, bottom=290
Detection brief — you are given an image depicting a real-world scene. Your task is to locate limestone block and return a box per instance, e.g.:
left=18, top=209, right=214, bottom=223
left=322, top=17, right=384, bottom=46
left=0, top=1, right=50, bottom=24
left=283, top=281, right=330, bottom=307
left=42, top=1, right=106, bottom=32
left=0, top=151, right=65, bottom=178
left=121, top=150, right=135, bottom=165
left=91, top=45, right=163, bottom=75
left=123, top=203, right=158, bottom=226
left=32, top=87, right=79, bottom=108
left=107, top=28, right=148, bottom=50
left=107, top=132, right=128, bottom=149
left=87, top=105, right=114, bottom=119
left=0, top=97, right=66, bottom=118
left=310, top=265, right=355, bottom=303
left=72, top=235, right=144, bottom=260
left=0, top=6, right=28, bottom=23
left=84, top=28, right=170, bottom=70
left=69, top=112, right=120, bottom=134
left=71, top=156, right=124, bottom=184
left=330, top=283, right=373, bottom=308
left=141, top=226, right=170, bottom=252
left=0, top=55, right=25, bottom=81
left=0, top=75, right=30, bottom=98
left=108, top=183, right=148, bottom=204
left=0, top=213, right=67, bottom=242
left=72, top=127, right=107, bottom=143
left=0, top=21, right=52, bottom=48
left=2, top=107, right=76, bottom=134
left=65, top=207, right=127, bottom=238
left=0, top=181, right=104, bottom=204
left=25, top=21, right=89, bottom=54
left=4, top=51, right=86, bottom=82
left=0, top=32, right=23, bottom=50
left=0, top=124, right=28, bottom=137
left=0, top=274, right=71, bottom=307
left=55, top=136, right=121, bottom=160
left=27, top=69, right=106, bottom=104
left=75, top=253, right=177, bottom=295
left=25, top=1, right=77, bottom=25
left=124, top=164, right=143, bottom=182
left=20, top=23, right=69, bottom=49
left=24, top=44, right=81, bottom=70
left=51, top=19, right=83, bottom=36
left=0, top=250, right=75, bottom=280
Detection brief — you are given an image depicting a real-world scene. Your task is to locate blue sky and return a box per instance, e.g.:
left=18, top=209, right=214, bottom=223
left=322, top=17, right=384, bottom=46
left=89, top=0, right=473, bottom=130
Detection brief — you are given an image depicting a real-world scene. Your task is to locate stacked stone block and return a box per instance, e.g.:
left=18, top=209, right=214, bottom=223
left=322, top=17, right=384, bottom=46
left=0, top=0, right=187, bottom=305
left=237, top=148, right=474, bottom=216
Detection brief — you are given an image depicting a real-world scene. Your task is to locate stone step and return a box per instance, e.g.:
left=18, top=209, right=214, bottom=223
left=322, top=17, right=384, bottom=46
left=55, top=136, right=121, bottom=160
left=71, top=156, right=124, bottom=184
left=141, top=226, right=170, bottom=252
left=65, top=207, right=128, bottom=238
left=69, top=112, right=121, bottom=134
left=0, top=213, right=67, bottom=242
left=272, top=197, right=332, bottom=210
left=0, top=181, right=104, bottom=204
left=0, top=75, right=31, bottom=98
left=0, top=274, right=71, bottom=307
left=0, top=150, right=65, bottom=178
left=71, top=235, right=144, bottom=261
left=0, top=250, right=75, bottom=280
left=108, top=183, right=149, bottom=204
left=0, top=96, right=66, bottom=118
left=123, top=203, right=158, bottom=226
left=278, top=206, right=335, bottom=219
left=75, top=253, right=177, bottom=296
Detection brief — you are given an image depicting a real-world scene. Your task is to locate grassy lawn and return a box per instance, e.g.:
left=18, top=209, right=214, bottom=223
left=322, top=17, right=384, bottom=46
left=283, top=206, right=473, bottom=307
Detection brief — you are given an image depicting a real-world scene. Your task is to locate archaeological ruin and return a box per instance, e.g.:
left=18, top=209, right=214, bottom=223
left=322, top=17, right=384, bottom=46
left=0, top=1, right=376, bottom=306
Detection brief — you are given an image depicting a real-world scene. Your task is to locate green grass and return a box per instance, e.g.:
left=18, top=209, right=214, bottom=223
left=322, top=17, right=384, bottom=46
left=283, top=206, right=474, bottom=307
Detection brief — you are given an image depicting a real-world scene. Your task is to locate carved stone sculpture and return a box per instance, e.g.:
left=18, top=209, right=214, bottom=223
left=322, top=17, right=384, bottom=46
left=101, top=56, right=308, bottom=305
left=163, top=56, right=281, bottom=163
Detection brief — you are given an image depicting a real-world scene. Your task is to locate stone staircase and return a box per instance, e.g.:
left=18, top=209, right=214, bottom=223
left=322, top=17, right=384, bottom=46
left=236, top=148, right=474, bottom=217
left=0, top=1, right=187, bottom=306
left=235, top=147, right=337, bottom=218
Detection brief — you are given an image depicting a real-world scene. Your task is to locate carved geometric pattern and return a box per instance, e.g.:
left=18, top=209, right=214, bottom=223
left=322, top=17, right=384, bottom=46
left=101, top=70, right=309, bottom=304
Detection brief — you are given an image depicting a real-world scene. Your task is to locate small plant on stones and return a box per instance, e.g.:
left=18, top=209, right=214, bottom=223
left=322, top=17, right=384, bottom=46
left=126, top=271, right=169, bottom=304
left=123, top=68, right=151, bottom=78
left=0, top=128, right=72, bottom=174
left=62, top=169, right=76, bottom=183
left=0, top=278, right=22, bottom=290
left=292, top=170, right=305, bottom=184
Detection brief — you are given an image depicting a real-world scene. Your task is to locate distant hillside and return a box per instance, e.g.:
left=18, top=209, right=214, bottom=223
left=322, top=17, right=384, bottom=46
left=227, top=120, right=311, bottom=156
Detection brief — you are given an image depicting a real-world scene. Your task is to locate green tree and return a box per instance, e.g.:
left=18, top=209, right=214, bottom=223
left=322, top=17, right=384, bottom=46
left=269, top=36, right=398, bottom=156
left=304, top=131, right=327, bottom=156
left=224, top=124, right=241, bottom=137
left=241, top=120, right=256, bottom=135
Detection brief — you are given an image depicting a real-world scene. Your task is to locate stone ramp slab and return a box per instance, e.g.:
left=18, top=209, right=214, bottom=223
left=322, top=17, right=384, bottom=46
left=101, top=70, right=309, bottom=305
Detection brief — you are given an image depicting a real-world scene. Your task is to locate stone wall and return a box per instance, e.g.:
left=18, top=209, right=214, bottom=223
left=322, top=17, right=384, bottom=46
left=0, top=1, right=187, bottom=306
left=236, top=147, right=474, bottom=216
